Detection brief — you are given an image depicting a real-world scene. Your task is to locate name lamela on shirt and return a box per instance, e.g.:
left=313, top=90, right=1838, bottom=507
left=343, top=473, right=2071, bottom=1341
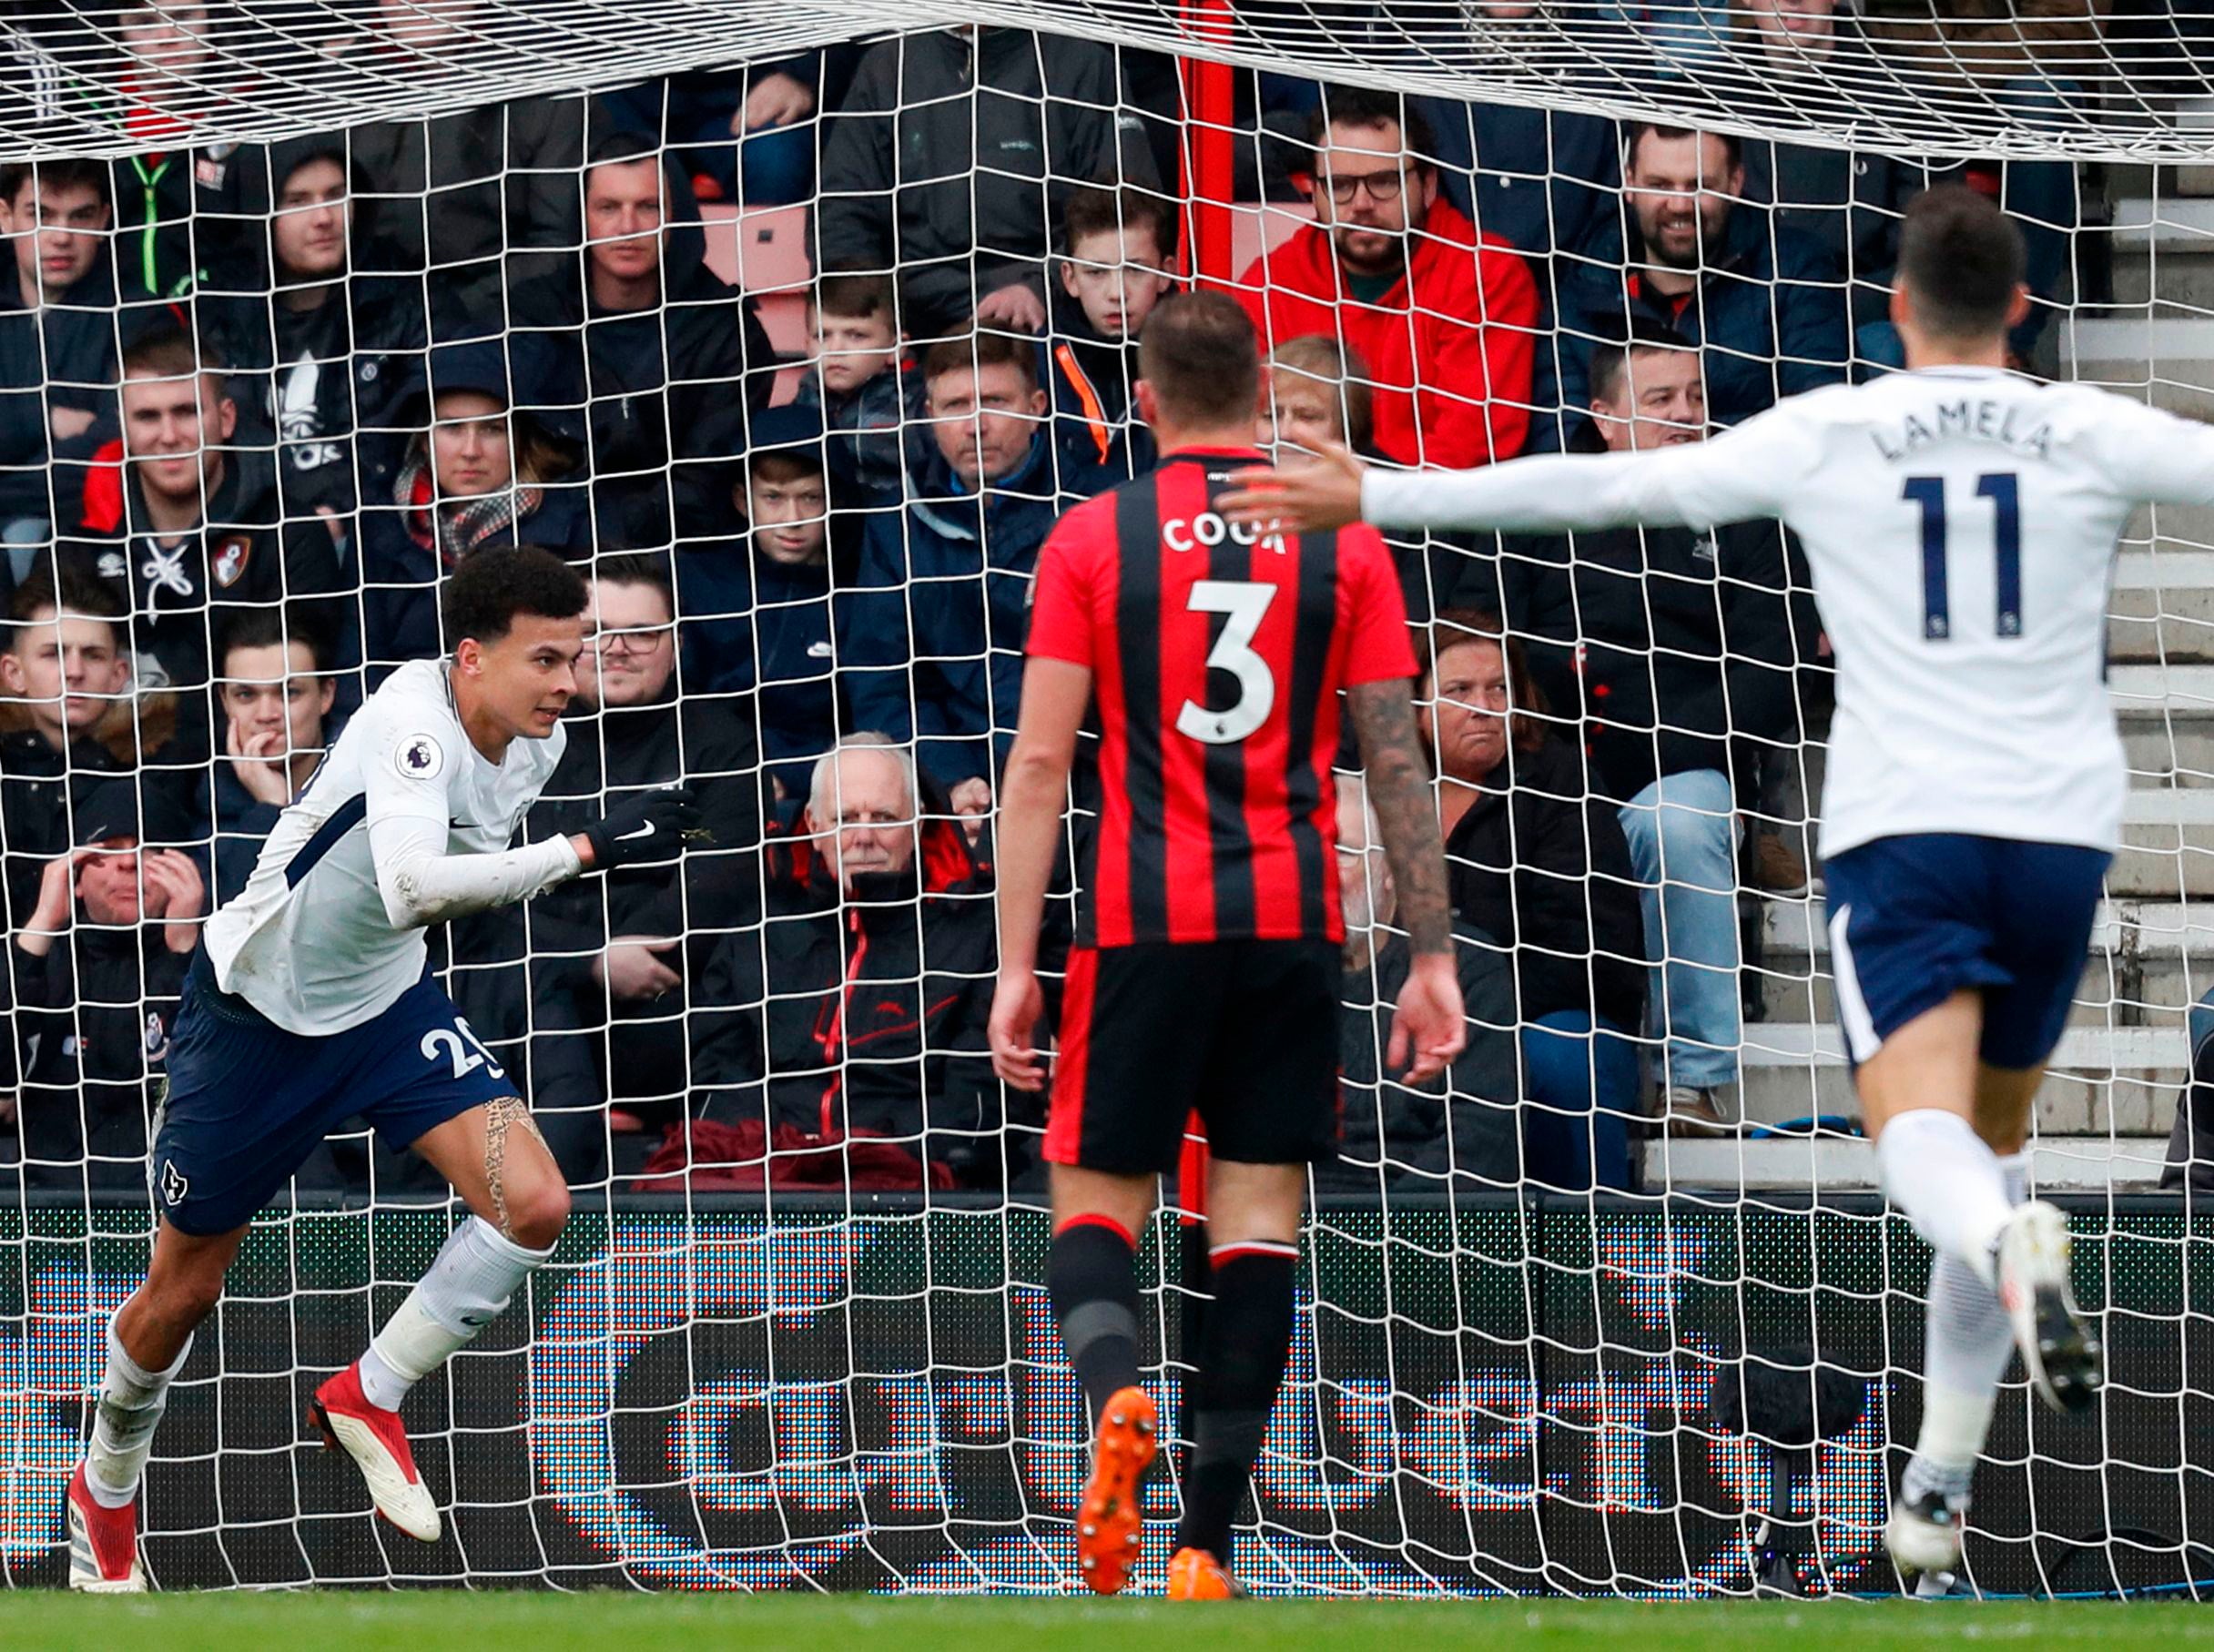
left=1870, top=396, right=2053, bottom=463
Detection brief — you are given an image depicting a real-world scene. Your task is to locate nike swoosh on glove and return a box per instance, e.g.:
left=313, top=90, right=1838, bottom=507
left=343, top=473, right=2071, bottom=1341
left=584, top=785, right=705, bottom=872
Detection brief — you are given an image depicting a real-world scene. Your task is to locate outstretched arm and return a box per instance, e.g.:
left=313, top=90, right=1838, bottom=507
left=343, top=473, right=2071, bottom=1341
left=1219, top=419, right=1806, bottom=539
left=370, top=814, right=584, bottom=930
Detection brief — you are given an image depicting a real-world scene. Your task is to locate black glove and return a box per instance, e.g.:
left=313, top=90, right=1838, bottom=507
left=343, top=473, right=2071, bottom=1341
left=584, top=785, right=704, bottom=872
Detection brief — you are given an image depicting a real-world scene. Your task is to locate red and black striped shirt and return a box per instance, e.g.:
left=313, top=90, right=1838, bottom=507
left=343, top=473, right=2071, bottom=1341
left=1027, top=447, right=1416, bottom=948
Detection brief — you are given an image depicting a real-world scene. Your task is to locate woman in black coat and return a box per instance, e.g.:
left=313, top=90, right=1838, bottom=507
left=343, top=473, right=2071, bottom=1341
left=1419, top=610, right=1647, bottom=1184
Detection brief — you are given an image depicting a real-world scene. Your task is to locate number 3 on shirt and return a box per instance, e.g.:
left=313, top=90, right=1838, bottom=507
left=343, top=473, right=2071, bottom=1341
left=1904, top=473, right=2022, bottom=641
left=1178, top=580, right=1278, bottom=745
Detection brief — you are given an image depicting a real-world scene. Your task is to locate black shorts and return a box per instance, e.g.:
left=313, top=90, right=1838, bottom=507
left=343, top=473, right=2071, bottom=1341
left=1044, top=938, right=1341, bottom=1175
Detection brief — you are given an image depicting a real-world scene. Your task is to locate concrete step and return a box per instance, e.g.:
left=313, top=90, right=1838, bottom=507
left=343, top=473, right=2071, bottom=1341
left=2117, top=663, right=2214, bottom=778
left=2057, top=317, right=2214, bottom=413
left=2107, top=549, right=2214, bottom=662
left=1641, top=1134, right=2171, bottom=1191
left=1731, top=1019, right=2181, bottom=1135
left=2107, top=198, right=2214, bottom=307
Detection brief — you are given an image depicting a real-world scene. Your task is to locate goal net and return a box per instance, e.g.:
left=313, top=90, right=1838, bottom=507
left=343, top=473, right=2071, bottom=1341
left=0, top=0, right=2211, bottom=1597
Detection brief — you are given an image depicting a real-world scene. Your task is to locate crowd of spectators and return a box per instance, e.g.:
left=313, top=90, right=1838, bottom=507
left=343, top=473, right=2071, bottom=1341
left=0, top=3, right=2107, bottom=1201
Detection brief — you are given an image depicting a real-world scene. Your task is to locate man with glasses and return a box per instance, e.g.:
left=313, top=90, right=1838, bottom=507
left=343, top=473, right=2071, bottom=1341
left=1234, top=87, right=1539, bottom=471
left=521, top=554, right=761, bottom=1176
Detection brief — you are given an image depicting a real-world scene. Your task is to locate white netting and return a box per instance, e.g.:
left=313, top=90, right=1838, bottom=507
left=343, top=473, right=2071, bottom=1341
left=0, top=0, right=2209, bottom=1598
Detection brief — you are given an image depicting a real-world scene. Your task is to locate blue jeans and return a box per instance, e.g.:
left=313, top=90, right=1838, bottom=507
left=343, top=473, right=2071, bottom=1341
left=1519, top=1011, right=1640, bottom=1191
left=1618, top=768, right=1742, bottom=1091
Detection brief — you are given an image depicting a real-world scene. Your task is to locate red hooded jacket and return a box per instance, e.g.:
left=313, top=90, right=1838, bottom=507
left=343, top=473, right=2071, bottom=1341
left=1237, top=197, right=1539, bottom=470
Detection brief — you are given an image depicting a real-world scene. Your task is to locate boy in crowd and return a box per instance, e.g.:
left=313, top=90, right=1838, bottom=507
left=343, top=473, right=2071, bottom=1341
left=0, top=573, right=133, bottom=928
left=205, top=609, right=338, bottom=903
left=792, top=272, right=911, bottom=499
left=677, top=405, right=850, bottom=801
left=1050, top=186, right=1173, bottom=491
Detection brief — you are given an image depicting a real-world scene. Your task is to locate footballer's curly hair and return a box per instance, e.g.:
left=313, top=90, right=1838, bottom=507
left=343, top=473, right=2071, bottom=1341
left=441, top=547, right=588, bottom=650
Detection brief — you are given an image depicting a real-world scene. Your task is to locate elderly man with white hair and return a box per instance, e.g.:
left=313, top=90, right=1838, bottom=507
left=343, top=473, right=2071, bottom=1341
left=1324, top=780, right=1525, bottom=1192
left=686, top=734, right=1007, bottom=1189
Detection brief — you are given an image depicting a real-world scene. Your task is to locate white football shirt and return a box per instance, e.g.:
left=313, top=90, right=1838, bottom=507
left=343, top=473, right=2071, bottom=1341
left=205, top=657, right=577, bottom=1035
left=1366, top=366, right=2214, bottom=856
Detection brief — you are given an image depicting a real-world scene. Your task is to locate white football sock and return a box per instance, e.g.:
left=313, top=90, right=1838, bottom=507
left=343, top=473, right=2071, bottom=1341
left=1901, top=1251, right=2016, bottom=1506
left=1877, top=1109, right=2013, bottom=1291
left=358, top=1217, right=553, bottom=1412
left=86, top=1321, right=191, bottom=1509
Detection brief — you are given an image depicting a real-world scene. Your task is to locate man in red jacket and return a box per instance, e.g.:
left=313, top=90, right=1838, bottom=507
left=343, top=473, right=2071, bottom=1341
left=1236, top=89, right=1539, bottom=471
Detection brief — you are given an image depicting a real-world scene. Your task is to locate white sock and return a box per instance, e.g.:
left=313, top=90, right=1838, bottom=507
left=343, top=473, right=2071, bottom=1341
left=1897, top=1151, right=2030, bottom=1508
left=358, top=1217, right=553, bottom=1412
left=1901, top=1254, right=2016, bottom=1506
left=1877, top=1109, right=2013, bottom=1290
left=86, top=1321, right=191, bottom=1509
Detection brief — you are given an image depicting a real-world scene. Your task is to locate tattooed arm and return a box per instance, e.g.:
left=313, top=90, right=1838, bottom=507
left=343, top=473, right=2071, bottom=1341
left=1346, top=677, right=1467, bottom=1084
left=1346, top=678, right=1453, bottom=958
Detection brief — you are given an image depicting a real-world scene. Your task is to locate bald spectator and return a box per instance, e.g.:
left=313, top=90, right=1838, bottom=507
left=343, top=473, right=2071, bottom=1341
left=816, top=26, right=1159, bottom=340
left=1238, top=88, right=1539, bottom=471
left=1551, top=123, right=1849, bottom=445
left=687, top=736, right=1003, bottom=1188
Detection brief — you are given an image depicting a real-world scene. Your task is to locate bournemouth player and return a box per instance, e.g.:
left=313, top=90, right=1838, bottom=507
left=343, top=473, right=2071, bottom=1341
left=1220, top=186, right=2214, bottom=1583
left=988, top=292, right=1464, bottom=1600
left=66, top=549, right=701, bottom=1591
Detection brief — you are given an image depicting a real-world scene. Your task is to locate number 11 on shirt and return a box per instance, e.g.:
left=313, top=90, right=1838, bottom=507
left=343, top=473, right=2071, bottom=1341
left=1904, top=471, right=2023, bottom=641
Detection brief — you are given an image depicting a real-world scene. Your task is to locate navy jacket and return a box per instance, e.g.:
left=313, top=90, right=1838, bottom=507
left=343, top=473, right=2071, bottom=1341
left=0, top=246, right=137, bottom=531
left=839, top=434, right=1060, bottom=784
left=1549, top=205, right=1850, bottom=446
left=1043, top=295, right=1155, bottom=498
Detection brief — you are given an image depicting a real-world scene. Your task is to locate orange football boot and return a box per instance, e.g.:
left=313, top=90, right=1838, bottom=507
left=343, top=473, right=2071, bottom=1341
left=1166, top=1546, right=1246, bottom=1599
left=1074, top=1384, right=1156, bottom=1595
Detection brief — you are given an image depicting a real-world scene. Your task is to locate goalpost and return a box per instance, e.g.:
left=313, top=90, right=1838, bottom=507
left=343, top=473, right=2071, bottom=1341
left=0, top=0, right=2211, bottom=1597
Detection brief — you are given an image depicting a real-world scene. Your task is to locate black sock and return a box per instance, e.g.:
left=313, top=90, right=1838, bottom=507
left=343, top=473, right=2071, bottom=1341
left=1175, top=1244, right=1296, bottom=1561
left=1050, top=1216, right=1143, bottom=1425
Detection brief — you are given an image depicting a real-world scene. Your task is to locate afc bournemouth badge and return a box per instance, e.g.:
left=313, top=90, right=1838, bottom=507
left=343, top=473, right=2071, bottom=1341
left=212, top=535, right=253, bottom=588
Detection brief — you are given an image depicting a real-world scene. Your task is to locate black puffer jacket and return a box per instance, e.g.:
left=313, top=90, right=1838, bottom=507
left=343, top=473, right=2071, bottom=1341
left=1505, top=429, right=1812, bottom=806
left=1443, top=736, right=1649, bottom=1034
left=816, top=27, right=1158, bottom=336
left=509, top=163, right=774, bottom=546
left=690, top=807, right=1001, bottom=1184
left=10, top=923, right=188, bottom=1188
left=1325, top=927, right=1523, bottom=1191
left=60, top=440, right=347, bottom=699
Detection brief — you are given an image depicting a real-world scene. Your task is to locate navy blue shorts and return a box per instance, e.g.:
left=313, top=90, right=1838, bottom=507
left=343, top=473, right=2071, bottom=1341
left=1823, top=834, right=2110, bottom=1071
left=151, top=953, right=518, bottom=1235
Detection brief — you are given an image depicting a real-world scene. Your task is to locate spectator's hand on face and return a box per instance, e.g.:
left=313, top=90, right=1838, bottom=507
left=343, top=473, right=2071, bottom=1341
left=738, top=70, right=814, bottom=132
left=24, top=847, right=90, bottom=938
left=974, top=283, right=1046, bottom=334
left=49, top=405, right=96, bottom=442
left=142, top=851, right=206, bottom=948
left=949, top=775, right=992, bottom=845
left=226, top=717, right=295, bottom=807
left=596, top=936, right=683, bottom=1001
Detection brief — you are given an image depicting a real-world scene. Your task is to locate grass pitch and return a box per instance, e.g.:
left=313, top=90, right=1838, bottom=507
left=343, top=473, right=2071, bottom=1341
left=5, top=1596, right=2212, bottom=1652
